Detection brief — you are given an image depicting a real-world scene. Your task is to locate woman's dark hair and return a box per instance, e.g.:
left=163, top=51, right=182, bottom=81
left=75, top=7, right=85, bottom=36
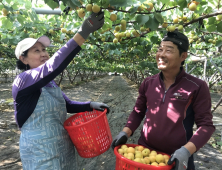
left=16, top=49, right=30, bottom=70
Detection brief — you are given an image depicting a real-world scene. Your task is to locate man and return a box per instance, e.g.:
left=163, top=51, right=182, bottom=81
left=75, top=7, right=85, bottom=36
left=111, top=30, right=215, bottom=170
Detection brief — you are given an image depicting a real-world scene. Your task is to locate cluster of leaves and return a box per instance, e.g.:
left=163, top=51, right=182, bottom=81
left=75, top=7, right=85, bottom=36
left=0, top=0, right=221, bottom=77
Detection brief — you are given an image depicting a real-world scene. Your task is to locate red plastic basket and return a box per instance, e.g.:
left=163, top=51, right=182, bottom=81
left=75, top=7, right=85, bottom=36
left=63, top=109, right=112, bottom=158
left=114, top=144, right=174, bottom=170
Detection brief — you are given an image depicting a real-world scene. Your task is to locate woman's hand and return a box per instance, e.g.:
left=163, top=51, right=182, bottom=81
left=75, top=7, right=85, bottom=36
left=90, top=102, right=110, bottom=114
left=77, top=11, right=104, bottom=40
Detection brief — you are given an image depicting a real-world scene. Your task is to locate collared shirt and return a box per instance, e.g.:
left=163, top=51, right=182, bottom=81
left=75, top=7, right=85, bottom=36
left=125, top=68, right=215, bottom=154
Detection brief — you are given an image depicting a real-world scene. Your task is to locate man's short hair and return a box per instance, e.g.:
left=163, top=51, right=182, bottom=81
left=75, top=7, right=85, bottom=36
left=162, top=31, right=189, bottom=52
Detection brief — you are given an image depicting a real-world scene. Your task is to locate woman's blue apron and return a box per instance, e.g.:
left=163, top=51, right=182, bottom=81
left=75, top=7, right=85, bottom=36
left=19, top=85, right=76, bottom=170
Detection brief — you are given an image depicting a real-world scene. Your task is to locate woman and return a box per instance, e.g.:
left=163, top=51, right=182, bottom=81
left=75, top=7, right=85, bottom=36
left=12, top=12, right=109, bottom=169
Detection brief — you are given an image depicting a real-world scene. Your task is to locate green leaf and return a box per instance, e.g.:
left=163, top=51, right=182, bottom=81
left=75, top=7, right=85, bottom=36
left=60, top=3, right=66, bottom=11
left=24, top=1, right=32, bottom=10
left=208, top=17, right=216, bottom=25
left=110, top=0, right=128, bottom=7
left=70, top=0, right=82, bottom=6
left=126, top=12, right=136, bottom=20
left=217, top=22, right=222, bottom=33
left=217, top=141, right=222, bottom=146
left=154, top=13, right=164, bottom=24
left=206, top=25, right=216, bottom=32
left=1, top=17, right=13, bottom=29
left=135, top=15, right=149, bottom=26
left=150, top=35, right=159, bottom=44
left=129, top=6, right=138, bottom=14
left=145, top=16, right=159, bottom=31
left=44, top=0, right=59, bottom=9
left=17, top=15, right=26, bottom=24
left=216, top=40, right=222, bottom=47
left=81, top=45, right=86, bottom=49
left=178, top=0, right=187, bottom=11
left=161, top=0, right=170, bottom=4
left=11, top=2, right=19, bottom=10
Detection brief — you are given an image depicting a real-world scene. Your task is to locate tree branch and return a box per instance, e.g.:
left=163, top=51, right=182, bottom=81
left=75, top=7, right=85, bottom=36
left=199, top=30, right=222, bottom=36
left=183, top=11, right=222, bottom=28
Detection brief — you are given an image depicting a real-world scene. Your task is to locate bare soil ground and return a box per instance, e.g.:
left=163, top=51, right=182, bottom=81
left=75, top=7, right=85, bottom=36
left=0, top=75, right=222, bottom=170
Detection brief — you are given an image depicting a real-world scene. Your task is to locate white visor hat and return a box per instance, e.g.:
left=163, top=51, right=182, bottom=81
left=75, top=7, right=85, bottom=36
left=15, top=35, right=51, bottom=59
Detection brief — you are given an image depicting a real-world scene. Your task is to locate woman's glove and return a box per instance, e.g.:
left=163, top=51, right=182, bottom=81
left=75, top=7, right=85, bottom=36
left=77, top=11, right=104, bottom=40
left=90, top=102, right=110, bottom=114
left=111, top=131, right=128, bottom=150
left=168, top=146, right=191, bottom=170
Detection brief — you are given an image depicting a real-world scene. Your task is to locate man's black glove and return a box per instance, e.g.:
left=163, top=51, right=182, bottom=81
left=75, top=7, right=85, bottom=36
left=111, top=131, right=128, bottom=150
left=168, top=146, right=191, bottom=170
left=90, top=102, right=110, bottom=114
left=77, top=11, right=104, bottom=39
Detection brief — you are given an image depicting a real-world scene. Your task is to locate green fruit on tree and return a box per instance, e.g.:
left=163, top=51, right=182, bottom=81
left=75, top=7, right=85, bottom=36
left=113, top=38, right=118, bottom=44
left=61, top=28, right=67, bottom=33
left=121, top=25, right=126, bottom=31
left=178, top=25, right=183, bottom=31
left=173, top=18, right=179, bottom=24
left=126, top=32, right=131, bottom=37
left=49, top=29, right=54, bottom=34
left=92, top=4, right=100, bottom=13
left=101, top=37, right=105, bottom=42
left=132, top=30, right=140, bottom=37
left=144, top=2, right=153, bottom=11
left=193, top=36, right=198, bottom=41
left=115, top=33, right=120, bottom=39
left=2, top=8, right=8, bottom=16
left=140, top=27, right=145, bottom=32
left=188, top=3, right=197, bottom=11
left=216, top=15, right=222, bottom=21
left=162, top=22, right=168, bottom=28
left=86, top=4, right=92, bottom=11
left=78, top=9, right=85, bottom=18
left=115, top=26, right=120, bottom=32
left=182, top=16, right=187, bottom=22
left=167, top=25, right=175, bottom=32
left=29, top=34, right=34, bottom=38
left=120, top=20, right=126, bottom=26
left=110, top=14, right=117, bottom=21
left=208, top=39, right=213, bottom=43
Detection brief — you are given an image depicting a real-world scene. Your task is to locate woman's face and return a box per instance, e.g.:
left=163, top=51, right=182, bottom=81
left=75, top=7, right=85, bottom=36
left=21, top=42, right=49, bottom=69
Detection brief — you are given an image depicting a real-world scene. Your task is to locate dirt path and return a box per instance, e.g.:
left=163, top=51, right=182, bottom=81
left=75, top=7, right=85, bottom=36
left=0, top=75, right=222, bottom=170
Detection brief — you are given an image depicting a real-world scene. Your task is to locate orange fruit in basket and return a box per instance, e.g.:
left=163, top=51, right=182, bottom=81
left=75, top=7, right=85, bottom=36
left=118, top=148, right=124, bottom=155
left=149, top=155, right=156, bottom=163
left=151, top=162, right=159, bottom=166
left=137, top=145, right=144, bottom=151
left=141, top=158, right=146, bottom=164
left=121, top=144, right=128, bottom=149
left=144, top=157, right=151, bottom=164
left=115, top=144, right=173, bottom=167
left=156, top=154, right=164, bottom=163
left=159, top=162, right=166, bottom=166
left=127, top=153, right=135, bottom=159
left=123, top=148, right=128, bottom=154
left=150, top=150, right=157, bottom=156
left=127, top=147, right=135, bottom=154
left=134, top=158, right=142, bottom=163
